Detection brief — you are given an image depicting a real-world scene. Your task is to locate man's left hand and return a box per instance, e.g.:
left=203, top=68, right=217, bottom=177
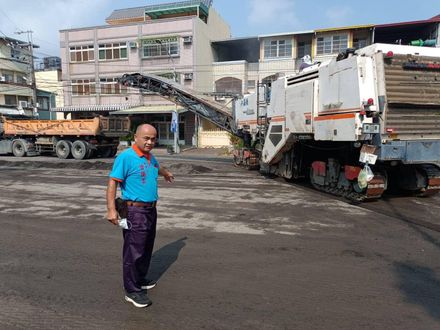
left=163, top=170, right=174, bottom=183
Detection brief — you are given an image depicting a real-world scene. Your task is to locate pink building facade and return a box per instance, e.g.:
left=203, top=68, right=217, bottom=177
left=58, top=1, right=230, bottom=146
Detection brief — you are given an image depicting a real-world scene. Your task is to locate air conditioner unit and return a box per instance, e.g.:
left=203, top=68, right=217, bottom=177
left=184, top=73, right=193, bottom=80
left=18, top=100, right=28, bottom=109
left=0, top=76, right=5, bottom=82
left=215, top=95, right=226, bottom=101
left=129, top=41, right=138, bottom=49
left=183, top=36, right=193, bottom=44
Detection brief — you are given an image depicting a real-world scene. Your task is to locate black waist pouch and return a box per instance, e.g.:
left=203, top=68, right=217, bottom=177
left=115, top=197, right=128, bottom=218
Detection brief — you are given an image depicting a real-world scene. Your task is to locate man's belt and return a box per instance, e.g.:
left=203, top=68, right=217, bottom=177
left=126, top=200, right=157, bottom=208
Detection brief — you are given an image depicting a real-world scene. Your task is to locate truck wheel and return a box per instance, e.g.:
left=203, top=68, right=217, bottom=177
left=56, top=140, right=71, bottom=159
left=71, top=140, right=88, bottom=160
left=12, top=140, right=26, bottom=157
left=100, top=146, right=113, bottom=158
left=86, top=147, right=94, bottom=159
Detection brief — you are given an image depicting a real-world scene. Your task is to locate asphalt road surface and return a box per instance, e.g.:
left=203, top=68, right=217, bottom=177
left=0, top=154, right=439, bottom=329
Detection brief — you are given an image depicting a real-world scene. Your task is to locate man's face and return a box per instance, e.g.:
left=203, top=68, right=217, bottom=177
left=134, top=125, right=157, bottom=153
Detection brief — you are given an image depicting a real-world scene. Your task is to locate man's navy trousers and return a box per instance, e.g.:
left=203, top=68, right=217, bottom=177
left=123, top=205, right=157, bottom=293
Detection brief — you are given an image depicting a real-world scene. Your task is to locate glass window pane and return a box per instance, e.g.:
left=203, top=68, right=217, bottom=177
left=113, top=48, right=120, bottom=59
left=5, top=95, right=16, bottom=105
left=160, top=45, right=167, bottom=56
left=106, top=49, right=112, bottom=60
left=99, top=50, right=105, bottom=60
left=158, top=123, right=167, bottom=139
left=170, top=44, right=178, bottom=55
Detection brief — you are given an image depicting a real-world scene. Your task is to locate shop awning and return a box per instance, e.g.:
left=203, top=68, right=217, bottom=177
left=110, top=104, right=186, bottom=115
left=51, top=104, right=135, bottom=112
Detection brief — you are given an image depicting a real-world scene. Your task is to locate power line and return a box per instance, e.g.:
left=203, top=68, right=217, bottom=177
left=0, top=8, right=21, bottom=32
left=0, top=29, right=9, bottom=38
left=33, top=37, right=59, bottom=48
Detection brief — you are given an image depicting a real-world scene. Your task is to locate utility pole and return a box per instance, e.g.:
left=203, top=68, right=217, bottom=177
left=15, top=30, right=37, bottom=117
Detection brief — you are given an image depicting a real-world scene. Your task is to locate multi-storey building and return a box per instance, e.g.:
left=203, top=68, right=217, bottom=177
left=57, top=0, right=230, bottom=147
left=0, top=36, right=35, bottom=117
left=35, top=69, right=63, bottom=120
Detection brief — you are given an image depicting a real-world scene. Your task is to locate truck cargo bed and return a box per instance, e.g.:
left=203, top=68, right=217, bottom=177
left=3, top=117, right=130, bottom=137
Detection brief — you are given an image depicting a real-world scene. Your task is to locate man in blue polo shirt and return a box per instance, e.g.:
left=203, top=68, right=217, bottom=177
left=106, top=123, right=174, bottom=308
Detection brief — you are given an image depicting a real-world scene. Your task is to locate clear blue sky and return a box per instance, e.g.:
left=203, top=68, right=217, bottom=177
left=0, top=0, right=439, bottom=58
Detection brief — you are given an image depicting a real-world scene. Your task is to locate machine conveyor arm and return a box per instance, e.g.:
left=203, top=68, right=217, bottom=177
left=118, top=73, right=239, bottom=136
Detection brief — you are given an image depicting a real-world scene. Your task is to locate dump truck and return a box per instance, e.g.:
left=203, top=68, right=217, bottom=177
left=118, top=43, right=440, bottom=200
left=0, top=116, right=130, bottom=159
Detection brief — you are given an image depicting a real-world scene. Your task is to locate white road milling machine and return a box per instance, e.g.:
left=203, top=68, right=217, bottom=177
left=119, top=43, right=440, bottom=201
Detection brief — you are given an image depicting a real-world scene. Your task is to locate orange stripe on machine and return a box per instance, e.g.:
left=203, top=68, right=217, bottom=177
left=314, top=113, right=356, bottom=121
left=238, top=120, right=258, bottom=125
left=271, top=116, right=285, bottom=122
left=318, top=108, right=362, bottom=115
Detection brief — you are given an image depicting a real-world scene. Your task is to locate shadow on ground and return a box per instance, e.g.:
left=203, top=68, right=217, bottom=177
left=393, top=261, right=440, bottom=319
left=148, top=237, right=187, bottom=281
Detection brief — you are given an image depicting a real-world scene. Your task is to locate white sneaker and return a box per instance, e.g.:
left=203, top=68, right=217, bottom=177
left=140, top=280, right=157, bottom=290
left=124, top=292, right=152, bottom=308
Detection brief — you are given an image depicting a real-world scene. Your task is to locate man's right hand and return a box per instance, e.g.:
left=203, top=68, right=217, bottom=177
left=106, top=209, right=119, bottom=226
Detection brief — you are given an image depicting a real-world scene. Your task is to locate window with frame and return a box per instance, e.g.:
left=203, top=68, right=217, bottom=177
left=4, top=95, right=16, bottom=105
left=37, top=96, right=50, bottom=110
left=18, top=96, right=28, bottom=103
left=99, top=78, right=127, bottom=95
left=142, top=37, right=179, bottom=58
left=215, top=77, right=242, bottom=94
left=98, top=43, right=128, bottom=61
left=353, top=38, right=368, bottom=50
left=16, top=73, right=27, bottom=84
left=69, top=45, right=95, bottom=63
left=157, top=72, right=180, bottom=83
left=71, top=79, right=96, bottom=96
left=264, top=39, right=292, bottom=58
left=2, top=70, right=14, bottom=82
left=316, top=34, right=348, bottom=55
left=297, top=41, right=312, bottom=59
